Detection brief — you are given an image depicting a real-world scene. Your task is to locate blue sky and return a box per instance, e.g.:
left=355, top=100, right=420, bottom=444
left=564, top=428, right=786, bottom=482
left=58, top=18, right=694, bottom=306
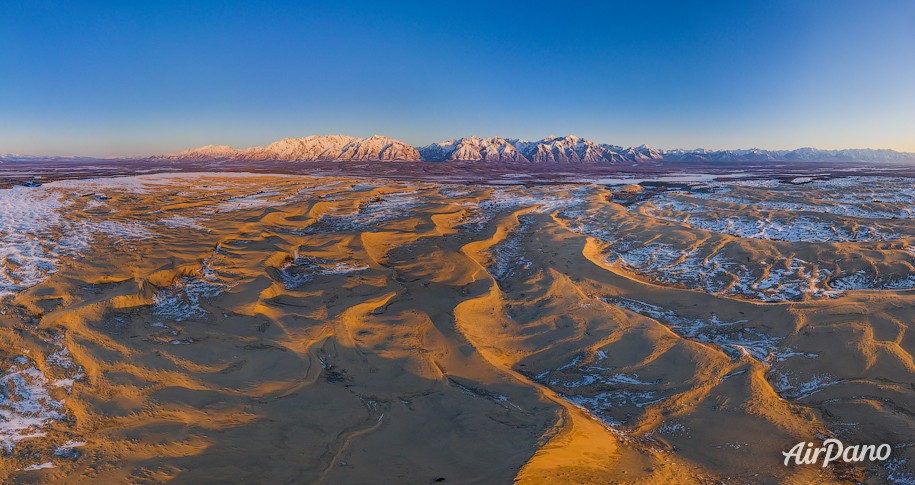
left=1, top=1, right=913, bottom=156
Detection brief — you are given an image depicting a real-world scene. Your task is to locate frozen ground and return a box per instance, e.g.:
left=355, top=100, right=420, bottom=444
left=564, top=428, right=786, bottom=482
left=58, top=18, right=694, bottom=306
left=1, top=332, right=83, bottom=456
left=553, top=177, right=915, bottom=301
left=3, top=172, right=915, bottom=481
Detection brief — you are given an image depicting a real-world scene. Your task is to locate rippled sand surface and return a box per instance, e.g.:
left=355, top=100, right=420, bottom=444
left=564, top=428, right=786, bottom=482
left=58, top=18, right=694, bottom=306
left=2, top=173, right=914, bottom=483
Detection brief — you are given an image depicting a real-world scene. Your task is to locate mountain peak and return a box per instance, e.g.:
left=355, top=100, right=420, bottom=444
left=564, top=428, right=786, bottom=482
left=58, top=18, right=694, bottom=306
left=157, top=134, right=915, bottom=164
left=160, top=135, right=420, bottom=162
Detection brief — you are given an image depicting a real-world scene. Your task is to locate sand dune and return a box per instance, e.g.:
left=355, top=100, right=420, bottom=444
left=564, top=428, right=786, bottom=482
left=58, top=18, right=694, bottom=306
left=1, top=173, right=913, bottom=483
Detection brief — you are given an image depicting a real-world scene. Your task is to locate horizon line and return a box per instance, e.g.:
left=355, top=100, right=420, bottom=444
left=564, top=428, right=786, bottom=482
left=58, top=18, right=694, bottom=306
left=4, top=133, right=915, bottom=159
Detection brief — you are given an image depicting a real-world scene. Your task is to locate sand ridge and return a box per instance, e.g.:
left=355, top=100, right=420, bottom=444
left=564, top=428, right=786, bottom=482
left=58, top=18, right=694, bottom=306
left=0, top=173, right=913, bottom=483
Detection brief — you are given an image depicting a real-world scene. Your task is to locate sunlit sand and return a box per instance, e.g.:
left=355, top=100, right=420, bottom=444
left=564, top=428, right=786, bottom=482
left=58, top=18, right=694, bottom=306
left=1, top=172, right=914, bottom=483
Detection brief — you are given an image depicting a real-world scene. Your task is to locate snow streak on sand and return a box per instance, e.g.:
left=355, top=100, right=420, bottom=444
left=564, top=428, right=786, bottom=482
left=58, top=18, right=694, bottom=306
left=0, top=357, right=66, bottom=453
left=552, top=177, right=915, bottom=301
left=277, top=252, right=368, bottom=290
left=605, top=297, right=794, bottom=363
left=642, top=176, right=915, bottom=242
left=0, top=183, right=155, bottom=296
left=644, top=197, right=901, bottom=242
left=2, top=172, right=915, bottom=483
left=304, top=187, right=427, bottom=233
left=0, top=173, right=298, bottom=297
left=0, top=329, right=85, bottom=461
left=153, top=251, right=238, bottom=322
left=0, top=186, right=81, bottom=297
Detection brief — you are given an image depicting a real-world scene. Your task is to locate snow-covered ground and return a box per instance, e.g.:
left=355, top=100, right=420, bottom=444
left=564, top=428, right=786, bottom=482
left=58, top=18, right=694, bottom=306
left=555, top=177, right=915, bottom=301
left=1, top=332, right=83, bottom=455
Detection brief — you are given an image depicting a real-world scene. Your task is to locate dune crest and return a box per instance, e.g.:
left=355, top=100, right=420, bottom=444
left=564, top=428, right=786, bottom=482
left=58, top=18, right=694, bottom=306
left=1, top=173, right=913, bottom=483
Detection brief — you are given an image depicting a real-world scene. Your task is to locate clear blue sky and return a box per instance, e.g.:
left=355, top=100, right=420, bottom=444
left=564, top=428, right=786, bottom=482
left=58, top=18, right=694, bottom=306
left=2, top=1, right=913, bottom=156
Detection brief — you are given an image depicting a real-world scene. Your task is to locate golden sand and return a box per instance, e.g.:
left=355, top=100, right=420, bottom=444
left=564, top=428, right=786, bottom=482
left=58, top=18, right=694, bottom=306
left=1, top=174, right=913, bottom=483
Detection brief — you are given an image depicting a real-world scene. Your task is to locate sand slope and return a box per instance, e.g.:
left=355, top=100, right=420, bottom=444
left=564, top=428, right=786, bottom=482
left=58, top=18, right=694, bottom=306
left=1, top=174, right=913, bottom=483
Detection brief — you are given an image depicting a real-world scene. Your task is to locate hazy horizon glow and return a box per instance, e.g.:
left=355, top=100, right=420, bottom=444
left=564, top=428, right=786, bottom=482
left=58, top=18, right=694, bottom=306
left=2, top=1, right=914, bottom=157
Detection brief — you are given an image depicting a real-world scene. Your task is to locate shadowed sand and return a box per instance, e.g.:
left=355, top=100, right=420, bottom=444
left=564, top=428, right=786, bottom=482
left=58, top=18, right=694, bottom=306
left=1, top=173, right=913, bottom=483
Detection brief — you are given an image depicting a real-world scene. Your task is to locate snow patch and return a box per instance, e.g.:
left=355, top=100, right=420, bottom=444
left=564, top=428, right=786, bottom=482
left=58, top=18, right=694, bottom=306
left=0, top=358, right=66, bottom=453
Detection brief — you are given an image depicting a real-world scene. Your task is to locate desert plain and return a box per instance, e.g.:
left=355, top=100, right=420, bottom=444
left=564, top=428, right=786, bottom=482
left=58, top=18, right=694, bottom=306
left=1, top=167, right=915, bottom=484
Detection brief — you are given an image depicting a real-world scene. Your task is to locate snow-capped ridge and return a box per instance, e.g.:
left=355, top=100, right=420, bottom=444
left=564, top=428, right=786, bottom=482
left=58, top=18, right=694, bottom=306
left=419, top=135, right=665, bottom=164
left=160, top=135, right=421, bottom=162
left=155, top=134, right=915, bottom=164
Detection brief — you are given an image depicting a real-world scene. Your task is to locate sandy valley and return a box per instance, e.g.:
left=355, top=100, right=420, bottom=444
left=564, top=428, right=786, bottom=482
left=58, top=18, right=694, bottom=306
left=1, top=172, right=914, bottom=483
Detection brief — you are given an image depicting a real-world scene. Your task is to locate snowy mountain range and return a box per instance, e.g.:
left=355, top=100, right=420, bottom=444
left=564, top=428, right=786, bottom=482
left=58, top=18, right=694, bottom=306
left=158, top=135, right=420, bottom=162
left=116, top=134, right=915, bottom=164
left=421, top=136, right=915, bottom=163
left=418, top=136, right=667, bottom=163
